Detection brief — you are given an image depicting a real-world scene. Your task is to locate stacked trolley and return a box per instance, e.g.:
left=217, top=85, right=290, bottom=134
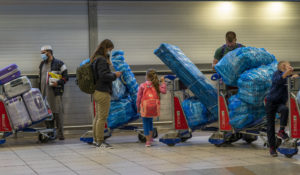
left=0, top=64, right=55, bottom=145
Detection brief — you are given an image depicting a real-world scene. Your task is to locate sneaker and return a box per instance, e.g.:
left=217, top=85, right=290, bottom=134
left=270, top=147, right=278, bottom=157
left=145, top=141, right=151, bottom=147
left=58, top=136, right=65, bottom=140
left=277, top=130, right=289, bottom=140
left=98, top=142, right=113, bottom=149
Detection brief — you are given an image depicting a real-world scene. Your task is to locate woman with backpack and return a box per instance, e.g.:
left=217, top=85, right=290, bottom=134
left=91, top=39, right=122, bottom=148
left=136, top=69, right=166, bottom=147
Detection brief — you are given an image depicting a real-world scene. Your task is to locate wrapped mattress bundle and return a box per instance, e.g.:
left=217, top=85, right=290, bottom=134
left=154, top=43, right=218, bottom=120
left=237, top=62, right=278, bottom=105
left=107, top=97, right=137, bottom=129
left=228, top=95, right=265, bottom=130
left=111, top=78, right=127, bottom=101
left=111, top=51, right=139, bottom=110
left=182, top=97, right=211, bottom=129
left=215, top=47, right=276, bottom=86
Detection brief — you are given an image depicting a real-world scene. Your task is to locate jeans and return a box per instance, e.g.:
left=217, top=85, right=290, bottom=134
left=142, top=117, right=153, bottom=136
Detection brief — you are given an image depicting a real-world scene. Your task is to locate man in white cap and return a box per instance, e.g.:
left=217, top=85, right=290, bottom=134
left=39, top=45, right=68, bottom=140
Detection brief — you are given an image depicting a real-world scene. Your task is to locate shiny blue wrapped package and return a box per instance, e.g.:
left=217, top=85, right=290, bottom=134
left=111, top=51, right=139, bottom=109
left=107, top=97, right=137, bottom=129
left=215, top=47, right=276, bottom=86
left=154, top=43, right=218, bottom=120
left=79, top=58, right=90, bottom=67
left=111, top=78, right=127, bottom=101
left=182, top=97, right=213, bottom=129
left=237, top=62, right=277, bottom=105
left=228, top=95, right=265, bottom=129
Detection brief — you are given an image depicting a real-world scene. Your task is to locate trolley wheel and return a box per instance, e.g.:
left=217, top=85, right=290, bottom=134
left=152, top=128, right=158, bottom=139
left=242, top=135, right=258, bottom=144
left=181, top=132, right=192, bottom=142
left=38, top=134, right=49, bottom=143
left=167, top=143, right=175, bottom=146
left=138, top=133, right=146, bottom=143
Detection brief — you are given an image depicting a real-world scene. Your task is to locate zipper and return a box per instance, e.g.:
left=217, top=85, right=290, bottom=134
left=0, top=69, right=19, bottom=81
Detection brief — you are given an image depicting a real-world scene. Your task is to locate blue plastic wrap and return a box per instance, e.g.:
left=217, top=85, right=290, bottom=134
left=215, top=47, right=276, bottom=86
left=111, top=51, right=139, bottom=110
left=80, top=58, right=90, bottom=67
left=182, top=97, right=212, bottom=129
left=297, top=91, right=300, bottom=105
left=228, top=95, right=265, bottom=129
left=111, top=78, right=127, bottom=101
left=154, top=43, right=218, bottom=120
left=237, top=62, right=277, bottom=105
left=107, top=97, right=137, bottom=129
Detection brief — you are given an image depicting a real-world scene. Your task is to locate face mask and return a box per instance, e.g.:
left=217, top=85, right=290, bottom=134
left=41, top=53, right=48, bottom=61
left=107, top=51, right=111, bottom=58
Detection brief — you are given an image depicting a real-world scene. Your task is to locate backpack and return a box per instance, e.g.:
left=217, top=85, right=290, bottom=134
left=140, top=83, right=160, bottom=117
left=76, top=60, right=96, bottom=94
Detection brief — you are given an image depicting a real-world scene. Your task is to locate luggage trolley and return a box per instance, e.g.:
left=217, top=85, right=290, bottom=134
left=277, top=77, right=300, bottom=158
left=208, top=76, right=271, bottom=147
left=0, top=98, right=56, bottom=145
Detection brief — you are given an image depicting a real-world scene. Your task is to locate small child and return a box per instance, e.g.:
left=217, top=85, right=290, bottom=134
left=136, top=69, right=167, bottom=147
left=266, top=61, right=299, bottom=157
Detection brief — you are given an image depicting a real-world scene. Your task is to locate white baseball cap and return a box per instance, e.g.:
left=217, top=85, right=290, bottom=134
left=41, top=45, right=53, bottom=51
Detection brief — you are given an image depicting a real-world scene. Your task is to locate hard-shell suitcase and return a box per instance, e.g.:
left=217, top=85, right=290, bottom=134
left=5, top=96, right=32, bottom=131
left=0, top=98, right=12, bottom=132
left=4, top=76, right=32, bottom=98
left=23, top=88, right=48, bottom=123
left=0, top=64, right=21, bottom=85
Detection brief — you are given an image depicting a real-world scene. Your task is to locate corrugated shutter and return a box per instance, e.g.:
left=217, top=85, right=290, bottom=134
left=98, top=1, right=300, bottom=65
left=0, top=0, right=89, bottom=74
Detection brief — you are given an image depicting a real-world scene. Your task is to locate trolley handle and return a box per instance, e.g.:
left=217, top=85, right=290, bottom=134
left=164, top=75, right=176, bottom=81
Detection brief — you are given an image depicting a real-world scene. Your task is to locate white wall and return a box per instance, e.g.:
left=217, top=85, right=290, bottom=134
left=98, top=1, right=300, bottom=65
left=0, top=0, right=89, bottom=74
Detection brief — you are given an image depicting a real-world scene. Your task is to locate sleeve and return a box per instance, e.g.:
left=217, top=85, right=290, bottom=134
left=159, top=82, right=167, bottom=94
left=214, top=47, right=222, bottom=61
left=273, top=72, right=287, bottom=85
left=136, top=84, right=145, bottom=112
left=58, top=62, right=68, bottom=85
left=96, top=58, right=117, bottom=82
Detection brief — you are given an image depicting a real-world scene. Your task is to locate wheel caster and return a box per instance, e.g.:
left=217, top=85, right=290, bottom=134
left=138, top=133, right=146, bottom=143
left=38, top=134, right=49, bottom=143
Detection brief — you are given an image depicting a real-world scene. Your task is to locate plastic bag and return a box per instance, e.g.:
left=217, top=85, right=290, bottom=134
left=80, top=58, right=90, bottom=67
left=111, top=51, right=139, bottom=109
left=182, top=97, right=211, bottom=129
left=111, top=78, right=127, bottom=101
left=228, top=95, right=265, bottom=129
left=154, top=43, right=218, bottom=120
left=215, top=47, right=276, bottom=86
left=107, top=97, right=137, bottom=129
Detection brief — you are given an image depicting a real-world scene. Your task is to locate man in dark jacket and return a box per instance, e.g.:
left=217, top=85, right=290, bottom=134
left=39, top=45, right=68, bottom=140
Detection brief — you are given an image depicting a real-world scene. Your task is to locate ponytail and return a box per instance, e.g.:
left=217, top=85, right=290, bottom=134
left=147, top=69, right=160, bottom=97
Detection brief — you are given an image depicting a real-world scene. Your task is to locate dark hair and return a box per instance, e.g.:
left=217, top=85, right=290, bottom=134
left=46, top=50, right=53, bottom=55
left=91, top=39, right=114, bottom=64
left=147, top=69, right=160, bottom=97
left=226, top=31, right=237, bottom=42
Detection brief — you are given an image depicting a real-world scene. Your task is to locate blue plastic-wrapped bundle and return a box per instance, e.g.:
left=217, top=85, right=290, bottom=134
left=228, top=95, right=265, bottom=129
left=297, top=91, right=300, bottom=105
left=107, top=97, right=137, bottom=129
left=111, top=51, right=139, bottom=109
left=111, top=78, right=127, bottom=101
left=215, top=47, right=276, bottom=86
left=80, top=58, right=90, bottom=67
left=237, top=62, right=277, bottom=105
left=154, top=43, right=218, bottom=120
left=182, top=97, right=212, bottom=129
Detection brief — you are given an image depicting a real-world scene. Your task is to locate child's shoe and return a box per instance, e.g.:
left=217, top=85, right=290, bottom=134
left=145, top=141, right=151, bottom=147
left=277, top=130, right=289, bottom=140
left=270, top=147, right=278, bottom=157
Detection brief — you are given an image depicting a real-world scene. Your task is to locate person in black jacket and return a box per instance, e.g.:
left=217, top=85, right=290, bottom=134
left=91, top=39, right=122, bottom=148
left=39, top=45, right=68, bottom=140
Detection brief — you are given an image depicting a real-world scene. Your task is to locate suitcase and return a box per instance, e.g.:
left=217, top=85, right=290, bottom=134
left=4, top=76, right=32, bottom=98
left=5, top=96, right=32, bottom=131
left=0, top=98, right=12, bottom=132
left=0, top=64, right=21, bottom=85
left=23, top=88, right=48, bottom=122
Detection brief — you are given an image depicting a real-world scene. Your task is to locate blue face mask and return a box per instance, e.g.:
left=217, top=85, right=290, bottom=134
left=41, top=53, right=48, bottom=61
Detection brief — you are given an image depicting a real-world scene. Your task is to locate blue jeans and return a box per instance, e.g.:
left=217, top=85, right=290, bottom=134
left=142, top=117, right=153, bottom=136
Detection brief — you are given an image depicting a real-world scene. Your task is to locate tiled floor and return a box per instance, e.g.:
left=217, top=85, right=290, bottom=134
left=1, top=131, right=300, bottom=175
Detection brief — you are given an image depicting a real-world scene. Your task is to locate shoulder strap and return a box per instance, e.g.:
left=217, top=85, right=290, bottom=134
left=236, top=43, right=242, bottom=48
left=220, top=44, right=227, bottom=58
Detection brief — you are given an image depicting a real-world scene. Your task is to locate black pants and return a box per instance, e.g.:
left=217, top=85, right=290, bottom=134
left=266, top=102, right=289, bottom=148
